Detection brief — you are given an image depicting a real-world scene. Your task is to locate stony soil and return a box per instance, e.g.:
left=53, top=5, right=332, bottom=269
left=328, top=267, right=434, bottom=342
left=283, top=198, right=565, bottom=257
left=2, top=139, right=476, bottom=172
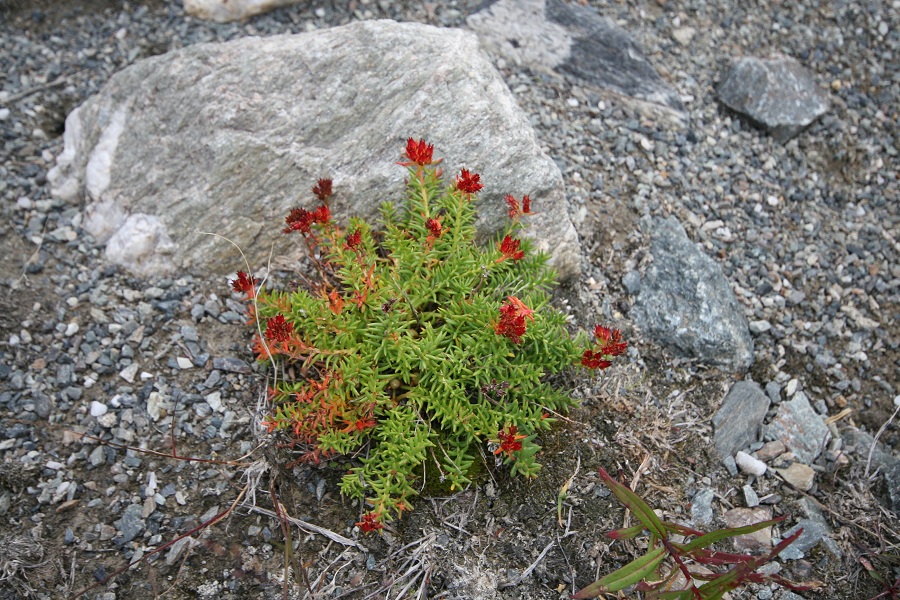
left=0, top=1, right=897, bottom=599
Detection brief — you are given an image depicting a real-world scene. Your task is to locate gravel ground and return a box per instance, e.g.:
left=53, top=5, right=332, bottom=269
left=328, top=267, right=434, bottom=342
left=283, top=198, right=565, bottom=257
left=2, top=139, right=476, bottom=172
left=0, top=1, right=898, bottom=599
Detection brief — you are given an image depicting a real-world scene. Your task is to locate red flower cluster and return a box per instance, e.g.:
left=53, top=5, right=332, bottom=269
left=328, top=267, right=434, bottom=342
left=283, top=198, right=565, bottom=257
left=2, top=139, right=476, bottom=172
left=403, top=138, right=435, bottom=166
left=283, top=204, right=331, bottom=235
left=594, top=325, right=627, bottom=356
left=356, top=512, right=384, bottom=533
left=505, top=194, right=533, bottom=219
left=265, top=315, right=293, bottom=342
left=312, top=178, right=333, bottom=201
left=425, top=217, right=443, bottom=245
left=497, top=235, right=525, bottom=261
left=494, top=425, right=526, bottom=458
left=495, top=296, right=534, bottom=344
left=344, top=228, right=362, bottom=251
left=455, top=169, right=484, bottom=194
left=231, top=271, right=257, bottom=296
left=581, top=325, right=627, bottom=369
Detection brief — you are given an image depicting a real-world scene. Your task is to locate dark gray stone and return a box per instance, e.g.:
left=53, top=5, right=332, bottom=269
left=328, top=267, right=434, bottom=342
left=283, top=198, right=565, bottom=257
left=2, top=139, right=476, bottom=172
left=622, top=270, right=642, bottom=295
left=712, top=380, right=770, bottom=458
left=212, top=357, right=251, bottom=374
left=717, top=54, right=829, bottom=142
left=467, top=0, right=685, bottom=121
left=778, top=518, right=829, bottom=560
left=114, top=503, right=145, bottom=544
left=766, top=391, right=830, bottom=464
left=690, top=488, right=714, bottom=528
left=632, top=216, right=753, bottom=372
left=32, top=391, right=52, bottom=419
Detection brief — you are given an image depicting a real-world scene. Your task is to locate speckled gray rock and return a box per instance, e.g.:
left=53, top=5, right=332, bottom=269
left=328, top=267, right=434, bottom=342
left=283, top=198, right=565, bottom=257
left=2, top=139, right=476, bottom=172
left=467, top=0, right=685, bottom=121
left=48, top=21, right=579, bottom=280
left=766, top=391, right=830, bottom=464
left=712, top=380, right=770, bottom=458
left=632, top=216, right=753, bottom=372
left=717, top=54, right=829, bottom=142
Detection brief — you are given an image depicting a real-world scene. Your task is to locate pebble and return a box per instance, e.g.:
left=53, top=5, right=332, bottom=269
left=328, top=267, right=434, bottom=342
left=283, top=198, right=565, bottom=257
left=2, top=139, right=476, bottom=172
left=775, top=462, right=816, bottom=491
left=90, top=401, right=109, bottom=417
left=735, top=451, right=767, bottom=476
left=176, top=357, right=194, bottom=369
left=119, top=363, right=139, bottom=384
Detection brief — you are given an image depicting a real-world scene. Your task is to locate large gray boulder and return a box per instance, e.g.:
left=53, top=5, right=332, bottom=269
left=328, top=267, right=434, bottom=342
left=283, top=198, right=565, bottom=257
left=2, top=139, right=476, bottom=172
left=48, top=20, right=579, bottom=280
left=467, top=0, right=685, bottom=122
left=717, top=54, right=829, bottom=142
left=632, top=216, right=753, bottom=372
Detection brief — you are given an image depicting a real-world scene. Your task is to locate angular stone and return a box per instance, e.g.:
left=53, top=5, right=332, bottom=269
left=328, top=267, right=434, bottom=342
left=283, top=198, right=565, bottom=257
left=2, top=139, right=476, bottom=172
left=114, top=503, right=145, bottom=543
left=212, top=357, right=251, bottom=374
left=723, top=507, right=773, bottom=553
left=632, top=216, right=753, bottom=372
left=468, top=0, right=685, bottom=121
left=183, top=0, right=302, bottom=22
left=766, top=392, right=830, bottom=464
left=775, top=462, right=816, bottom=491
left=778, top=518, right=829, bottom=560
left=712, top=380, right=770, bottom=457
left=717, top=54, right=829, bottom=142
left=690, top=488, right=714, bottom=528
left=48, top=21, right=579, bottom=280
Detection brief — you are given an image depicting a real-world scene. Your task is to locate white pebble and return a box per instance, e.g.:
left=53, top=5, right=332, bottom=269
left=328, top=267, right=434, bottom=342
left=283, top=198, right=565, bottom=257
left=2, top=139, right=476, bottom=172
left=90, top=401, right=108, bottom=417
left=0, top=108, right=9, bottom=120
left=566, top=97, right=579, bottom=107
left=735, top=451, right=767, bottom=476
left=176, top=357, right=193, bottom=369
left=894, top=396, right=900, bottom=408
left=64, top=322, right=79, bottom=337
left=785, top=378, right=799, bottom=397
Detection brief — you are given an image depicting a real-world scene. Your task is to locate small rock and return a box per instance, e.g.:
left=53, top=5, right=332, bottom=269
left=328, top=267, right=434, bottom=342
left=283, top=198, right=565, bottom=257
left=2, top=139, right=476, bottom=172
left=712, top=380, right=770, bottom=458
left=119, top=363, right=139, bottom=383
left=90, top=401, right=108, bottom=417
left=176, top=357, right=193, bottom=370
left=767, top=392, right=830, bottom=463
left=749, top=319, right=771, bottom=334
left=785, top=378, right=799, bottom=397
left=690, top=488, right=714, bottom=527
left=97, top=413, right=117, bottom=428
left=147, top=391, right=165, bottom=421
left=723, top=507, right=773, bottom=552
left=742, top=484, right=760, bottom=508
left=212, top=357, right=251, bottom=374
left=778, top=518, right=829, bottom=560
left=621, top=270, right=642, bottom=294
left=735, top=451, right=767, bottom=476
left=755, top=440, right=787, bottom=462
left=114, top=503, right=145, bottom=543
left=89, top=445, right=106, bottom=467
left=671, top=26, right=696, bottom=46
left=775, top=462, right=816, bottom=491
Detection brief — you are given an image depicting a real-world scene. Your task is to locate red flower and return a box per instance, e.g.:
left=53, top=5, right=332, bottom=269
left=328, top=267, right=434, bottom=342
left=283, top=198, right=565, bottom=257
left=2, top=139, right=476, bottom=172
left=455, top=169, right=484, bottom=194
left=594, top=325, right=627, bottom=356
left=312, top=178, right=333, bottom=201
left=581, top=350, right=612, bottom=370
left=425, top=218, right=443, bottom=246
left=494, top=425, right=526, bottom=457
left=505, top=194, right=534, bottom=219
left=265, top=315, right=293, bottom=342
left=403, top=138, right=435, bottom=166
left=495, top=296, right=533, bottom=344
left=497, top=235, right=525, bottom=261
left=283, top=204, right=330, bottom=234
left=230, top=271, right=257, bottom=295
left=356, top=512, right=384, bottom=533
left=344, top=228, right=362, bottom=251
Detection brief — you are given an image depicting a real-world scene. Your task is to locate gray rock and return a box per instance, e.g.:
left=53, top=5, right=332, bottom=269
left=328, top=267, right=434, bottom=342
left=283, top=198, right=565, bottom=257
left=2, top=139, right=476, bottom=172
left=632, top=216, right=753, bottom=372
left=690, top=487, right=714, bottom=528
left=212, top=357, right=251, bottom=374
left=712, top=381, right=769, bottom=458
left=48, top=21, right=579, bottom=280
left=622, top=270, right=642, bottom=295
left=468, top=0, right=685, bottom=121
left=114, top=503, right=145, bottom=544
left=765, top=381, right=782, bottom=404
left=766, top=391, right=830, bottom=464
left=717, top=54, right=829, bottom=142
left=32, top=391, right=52, bottom=419
left=778, top=518, right=829, bottom=560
